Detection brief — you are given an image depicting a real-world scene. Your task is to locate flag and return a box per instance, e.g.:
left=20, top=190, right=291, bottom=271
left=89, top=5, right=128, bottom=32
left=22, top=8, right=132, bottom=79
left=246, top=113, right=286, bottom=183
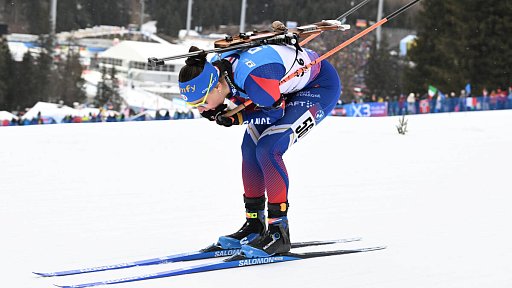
left=428, top=85, right=438, bottom=97
left=438, top=91, right=445, bottom=100
left=465, top=83, right=471, bottom=96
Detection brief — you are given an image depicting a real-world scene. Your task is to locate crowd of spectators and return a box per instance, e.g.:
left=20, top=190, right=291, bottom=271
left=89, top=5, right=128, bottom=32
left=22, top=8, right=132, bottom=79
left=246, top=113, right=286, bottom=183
left=0, top=109, right=195, bottom=127
left=2, top=87, right=511, bottom=127
left=372, top=87, right=512, bottom=116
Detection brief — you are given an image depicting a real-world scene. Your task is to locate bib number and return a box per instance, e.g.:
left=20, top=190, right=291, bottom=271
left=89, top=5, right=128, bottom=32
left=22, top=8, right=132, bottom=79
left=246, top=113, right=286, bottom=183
left=291, top=111, right=316, bottom=141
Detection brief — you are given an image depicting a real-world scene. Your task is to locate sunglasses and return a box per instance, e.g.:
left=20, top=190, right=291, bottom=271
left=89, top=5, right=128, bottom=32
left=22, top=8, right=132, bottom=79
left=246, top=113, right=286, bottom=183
left=186, top=73, right=215, bottom=108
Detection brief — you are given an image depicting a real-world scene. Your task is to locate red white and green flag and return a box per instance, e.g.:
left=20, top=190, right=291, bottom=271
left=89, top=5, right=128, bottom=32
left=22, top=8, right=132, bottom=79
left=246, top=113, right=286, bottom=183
left=428, top=85, right=438, bottom=97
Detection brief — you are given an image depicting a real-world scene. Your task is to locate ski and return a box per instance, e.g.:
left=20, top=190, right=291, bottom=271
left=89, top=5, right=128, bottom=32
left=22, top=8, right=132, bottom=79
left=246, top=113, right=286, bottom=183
left=34, top=237, right=360, bottom=277
left=55, top=246, right=385, bottom=288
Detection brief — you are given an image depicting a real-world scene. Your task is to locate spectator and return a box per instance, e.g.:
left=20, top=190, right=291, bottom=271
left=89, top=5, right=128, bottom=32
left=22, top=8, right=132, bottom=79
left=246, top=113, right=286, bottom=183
left=163, top=110, right=171, bottom=120
left=391, top=95, right=398, bottom=116
left=508, top=87, right=512, bottom=109
left=385, top=96, right=392, bottom=116
left=459, top=90, right=467, bottom=112
left=490, top=90, right=497, bottom=110
left=482, top=88, right=490, bottom=110
left=435, top=92, right=443, bottom=113
left=37, top=112, right=43, bottom=124
left=407, top=92, right=416, bottom=114
left=155, top=110, right=163, bottom=120
left=497, top=88, right=506, bottom=110
left=449, top=92, right=457, bottom=112
left=398, top=94, right=406, bottom=115
left=415, top=93, right=421, bottom=114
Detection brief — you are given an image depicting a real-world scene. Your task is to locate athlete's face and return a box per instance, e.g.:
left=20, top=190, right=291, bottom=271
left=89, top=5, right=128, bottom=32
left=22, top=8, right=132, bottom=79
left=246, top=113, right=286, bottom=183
left=197, top=79, right=229, bottom=113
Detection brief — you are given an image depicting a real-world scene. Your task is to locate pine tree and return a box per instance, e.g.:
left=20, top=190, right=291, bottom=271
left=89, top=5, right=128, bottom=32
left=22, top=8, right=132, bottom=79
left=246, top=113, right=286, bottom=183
left=365, top=36, right=401, bottom=99
left=146, top=0, right=188, bottom=37
left=403, top=0, right=454, bottom=94
left=83, top=0, right=131, bottom=28
left=33, top=51, right=53, bottom=103
left=11, top=52, right=38, bottom=111
left=403, top=0, right=512, bottom=94
left=22, top=0, right=50, bottom=34
left=108, top=66, right=122, bottom=110
left=56, top=0, right=82, bottom=32
left=0, top=39, right=15, bottom=111
left=95, top=66, right=109, bottom=108
left=58, top=53, right=86, bottom=106
left=460, top=0, right=512, bottom=92
left=94, top=66, right=120, bottom=109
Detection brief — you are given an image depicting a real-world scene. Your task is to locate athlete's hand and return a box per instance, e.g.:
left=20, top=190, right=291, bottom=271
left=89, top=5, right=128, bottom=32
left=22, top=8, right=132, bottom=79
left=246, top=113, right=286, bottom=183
left=215, top=111, right=242, bottom=127
left=200, top=104, right=227, bottom=121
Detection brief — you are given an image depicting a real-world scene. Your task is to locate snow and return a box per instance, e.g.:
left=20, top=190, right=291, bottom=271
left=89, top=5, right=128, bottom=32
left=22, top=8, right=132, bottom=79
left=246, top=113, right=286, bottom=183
left=1, top=110, right=511, bottom=288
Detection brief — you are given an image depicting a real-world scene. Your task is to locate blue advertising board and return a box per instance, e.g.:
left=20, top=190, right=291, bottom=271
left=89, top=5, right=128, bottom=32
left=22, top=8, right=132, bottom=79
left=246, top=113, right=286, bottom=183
left=342, top=102, right=388, bottom=117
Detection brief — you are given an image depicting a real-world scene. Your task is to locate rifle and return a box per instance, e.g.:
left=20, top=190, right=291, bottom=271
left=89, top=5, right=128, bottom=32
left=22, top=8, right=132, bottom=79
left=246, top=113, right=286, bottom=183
left=148, top=20, right=350, bottom=67
left=147, top=0, right=376, bottom=67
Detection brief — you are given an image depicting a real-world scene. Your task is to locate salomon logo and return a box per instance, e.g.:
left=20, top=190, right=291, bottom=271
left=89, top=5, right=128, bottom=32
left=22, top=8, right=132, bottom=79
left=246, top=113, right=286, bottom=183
left=214, top=250, right=238, bottom=257
left=238, top=256, right=283, bottom=267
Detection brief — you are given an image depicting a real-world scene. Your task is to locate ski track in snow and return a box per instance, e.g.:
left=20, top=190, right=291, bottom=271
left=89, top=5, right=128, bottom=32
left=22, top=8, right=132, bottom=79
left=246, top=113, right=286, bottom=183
left=1, top=110, right=511, bottom=288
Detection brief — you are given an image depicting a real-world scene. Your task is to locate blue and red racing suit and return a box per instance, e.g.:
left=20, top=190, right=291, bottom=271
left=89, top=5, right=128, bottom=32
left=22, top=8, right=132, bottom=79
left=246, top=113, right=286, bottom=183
left=212, top=44, right=342, bottom=204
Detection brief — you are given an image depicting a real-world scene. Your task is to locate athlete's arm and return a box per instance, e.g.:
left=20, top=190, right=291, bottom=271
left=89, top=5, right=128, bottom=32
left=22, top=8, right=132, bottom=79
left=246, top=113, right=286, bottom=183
left=240, top=63, right=286, bottom=125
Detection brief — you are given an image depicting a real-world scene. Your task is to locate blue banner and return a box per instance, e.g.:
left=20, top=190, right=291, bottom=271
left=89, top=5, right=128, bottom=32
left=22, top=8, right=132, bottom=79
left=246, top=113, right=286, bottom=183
left=343, top=102, right=388, bottom=117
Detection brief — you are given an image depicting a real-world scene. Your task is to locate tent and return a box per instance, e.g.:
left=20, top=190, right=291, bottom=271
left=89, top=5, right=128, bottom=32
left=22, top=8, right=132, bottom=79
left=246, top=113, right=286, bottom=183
left=22, top=102, right=76, bottom=123
left=120, top=86, right=176, bottom=113
left=0, top=111, right=18, bottom=121
left=22, top=102, right=103, bottom=123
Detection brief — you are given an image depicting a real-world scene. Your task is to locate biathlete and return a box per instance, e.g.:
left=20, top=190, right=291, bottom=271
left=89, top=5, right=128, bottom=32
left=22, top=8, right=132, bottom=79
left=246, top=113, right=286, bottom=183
left=178, top=43, right=341, bottom=258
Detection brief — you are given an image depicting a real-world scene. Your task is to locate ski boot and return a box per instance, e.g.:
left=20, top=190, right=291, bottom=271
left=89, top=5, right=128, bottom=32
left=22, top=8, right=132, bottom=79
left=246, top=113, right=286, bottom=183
left=240, top=202, right=291, bottom=258
left=217, top=195, right=266, bottom=249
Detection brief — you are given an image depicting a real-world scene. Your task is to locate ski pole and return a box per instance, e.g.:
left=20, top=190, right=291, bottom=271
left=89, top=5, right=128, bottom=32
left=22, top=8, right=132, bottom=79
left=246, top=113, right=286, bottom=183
left=300, top=0, right=373, bottom=46
left=225, top=0, right=421, bottom=117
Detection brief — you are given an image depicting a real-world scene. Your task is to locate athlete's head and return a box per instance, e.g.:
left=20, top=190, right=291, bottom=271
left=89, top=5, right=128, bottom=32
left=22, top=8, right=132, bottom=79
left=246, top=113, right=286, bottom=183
left=178, top=46, right=230, bottom=111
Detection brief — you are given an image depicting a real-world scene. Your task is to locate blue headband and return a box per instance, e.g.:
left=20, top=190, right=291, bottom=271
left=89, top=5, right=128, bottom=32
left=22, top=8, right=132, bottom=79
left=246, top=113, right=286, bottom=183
left=179, top=62, right=219, bottom=103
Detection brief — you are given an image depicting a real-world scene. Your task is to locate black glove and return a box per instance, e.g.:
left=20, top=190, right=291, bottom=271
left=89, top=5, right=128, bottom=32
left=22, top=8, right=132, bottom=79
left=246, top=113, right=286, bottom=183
left=200, top=104, right=227, bottom=121
left=215, top=111, right=241, bottom=127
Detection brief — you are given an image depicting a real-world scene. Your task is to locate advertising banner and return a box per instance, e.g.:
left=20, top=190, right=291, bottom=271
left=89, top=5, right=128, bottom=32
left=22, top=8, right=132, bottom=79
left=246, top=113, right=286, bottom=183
left=342, top=102, right=388, bottom=117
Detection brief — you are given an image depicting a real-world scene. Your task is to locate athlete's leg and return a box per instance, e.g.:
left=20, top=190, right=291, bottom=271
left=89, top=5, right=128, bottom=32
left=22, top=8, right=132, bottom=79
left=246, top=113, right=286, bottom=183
left=256, top=60, right=341, bottom=204
left=241, top=125, right=269, bottom=199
